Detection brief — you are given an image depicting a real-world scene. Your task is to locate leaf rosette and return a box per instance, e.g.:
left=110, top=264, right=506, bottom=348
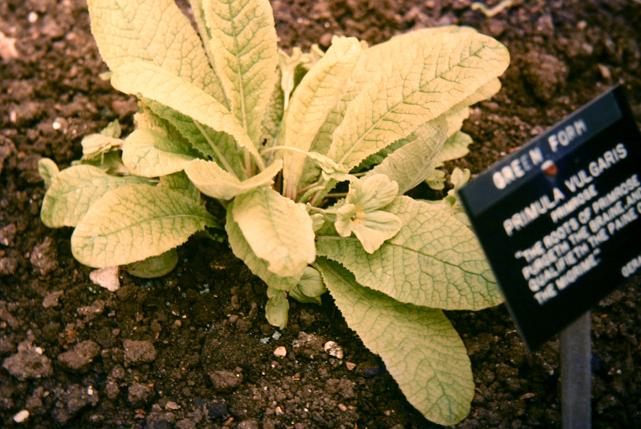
left=39, top=0, right=510, bottom=425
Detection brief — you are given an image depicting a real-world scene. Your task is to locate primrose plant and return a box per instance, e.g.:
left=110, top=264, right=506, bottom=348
left=39, top=0, right=509, bottom=425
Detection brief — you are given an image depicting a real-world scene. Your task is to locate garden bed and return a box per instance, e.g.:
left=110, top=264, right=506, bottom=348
left=1, top=0, right=641, bottom=427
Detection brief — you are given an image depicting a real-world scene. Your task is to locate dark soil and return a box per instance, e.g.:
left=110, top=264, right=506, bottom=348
left=2, top=0, right=641, bottom=428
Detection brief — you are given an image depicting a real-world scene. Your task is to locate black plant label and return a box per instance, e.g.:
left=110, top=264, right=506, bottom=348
left=459, top=86, right=641, bottom=350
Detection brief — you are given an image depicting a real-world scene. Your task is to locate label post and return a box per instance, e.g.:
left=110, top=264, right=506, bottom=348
left=560, top=312, right=591, bottom=429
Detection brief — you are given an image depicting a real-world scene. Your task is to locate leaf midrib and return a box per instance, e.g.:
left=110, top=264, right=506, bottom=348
left=317, top=235, right=493, bottom=281
left=77, top=212, right=213, bottom=239
left=336, top=43, right=491, bottom=166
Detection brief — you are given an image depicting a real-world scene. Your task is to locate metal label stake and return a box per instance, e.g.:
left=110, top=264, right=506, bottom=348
left=560, top=311, right=591, bottom=429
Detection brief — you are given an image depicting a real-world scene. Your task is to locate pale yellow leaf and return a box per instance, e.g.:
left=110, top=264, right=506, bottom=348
left=316, top=260, right=474, bottom=425
left=72, top=184, right=216, bottom=268
left=87, top=0, right=228, bottom=104
left=327, top=30, right=509, bottom=169
left=41, top=165, right=148, bottom=228
left=110, top=60, right=263, bottom=168
left=201, top=0, right=278, bottom=143
left=226, top=211, right=298, bottom=291
left=282, top=37, right=361, bottom=198
left=122, top=128, right=196, bottom=177
left=231, top=187, right=315, bottom=279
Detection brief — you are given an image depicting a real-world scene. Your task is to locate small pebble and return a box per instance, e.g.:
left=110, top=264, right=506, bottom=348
left=27, top=12, right=38, bottom=23
left=13, top=409, right=29, bottom=423
left=323, top=341, right=344, bottom=359
left=338, top=403, right=348, bottom=412
left=165, top=401, right=180, bottom=410
left=43, top=291, right=63, bottom=308
left=345, top=362, right=356, bottom=371
left=273, top=346, right=287, bottom=358
left=89, top=266, right=120, bottom=292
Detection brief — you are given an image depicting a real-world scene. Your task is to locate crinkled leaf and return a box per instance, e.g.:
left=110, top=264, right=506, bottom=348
left=81, top=134, right=123, bottom=160
left=327, top=31, right=509, bottom=170
left=307, top=27, right=475, bottom=158
left=433, top=131, right=473, bottom=166
left=265, top=287, right=289, bottom=329
left=261, top=69, right=285, bottom=146
left=318, top=196, right=502, bottom=310
left=443, top=108, right=469, bottom=138
left=282, top=37, right=361, bottom=198
left=144, top=101, right=247, bottom=178
left=231, top=187, right=315, bottom=279
left=38, top=158, right=59, bottom=189
left=201, top=0, right=278, bottom=143
left=71, top=184, right=216, bottom=268
left=41, top=165, right=148, bottom=228
left=279, top=45, right=325, bottom=108
left=225, top=212, right=298, bottom=291
left=185, top=159, right=282, bottom=200
left=316, top=259, right=474, bottom=426
left=110, top=60, right=262, bottom=167
left=122, top=128, right=197, bottom=177
left=100, top=119, right=122, bottom=138
left=289, top=266, right=326, bottom=304
left=88, top=0, right=227, bottom=104
left=125, top=249, right=179, bottom=279
left=369, top=119, right=448, bottom=194
left=143, top=101, right=214, bottom=159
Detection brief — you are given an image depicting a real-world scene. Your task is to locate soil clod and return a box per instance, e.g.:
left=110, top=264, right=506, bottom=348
left=209, top=369, right=243, bottom=392
left=57, top=339, right=100, bottom=372
left=2, top=346, right=52, bottom=380
left=123, top=339, right=157, bottom=366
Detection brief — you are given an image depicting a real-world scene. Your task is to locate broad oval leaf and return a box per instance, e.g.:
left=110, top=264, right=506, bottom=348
left=41, top=165, right=148, bottom=228
left=316, top=259, right=474, bottom=426
left=226, top=211, right=298, bottom=291
left=317, top=196, right=502, bottom=310
left=201, top=0, right=279, bottom=144
left=282, top=36, right=362, bottom=198
left=122, top=128, right=196, bottom=177
left=71, top=184, right=216, bottom=268
left=185, top=159, right=282, bottom=200
left=125, top=249, right=179, bottom=279
left=231, top=187, right=315, bottom=279
left=87, top=0, right=228, bottom=104
left=327, top=31, right=509, bottom=170
left=110, top=60, right=263, bottom=168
